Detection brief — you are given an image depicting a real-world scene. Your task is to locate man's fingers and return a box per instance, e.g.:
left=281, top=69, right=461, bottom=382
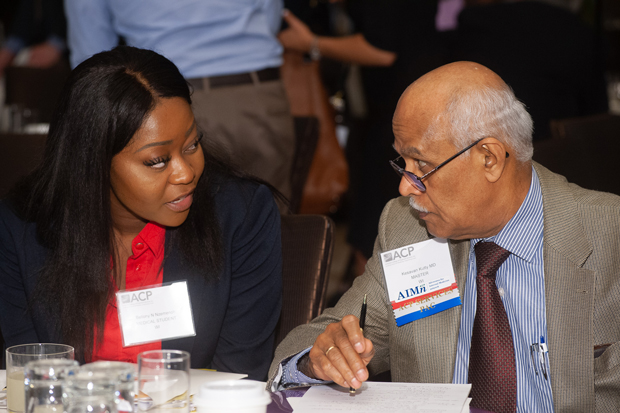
left=341, top=315, right=366, bottom=353
left=307, top=316, right=375, bottom=389
left=310, top=344, right=362, bottom=388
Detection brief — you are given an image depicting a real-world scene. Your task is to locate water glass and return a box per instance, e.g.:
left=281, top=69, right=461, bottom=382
left=80, top=361, right=136, bottom=413
left=137, top=350, right=190, bottom=413
left=6, top=344, right=74, bottom=413
left=24, top=359, right=79, bottom=413
left=64, top=395, right=118, bottom=413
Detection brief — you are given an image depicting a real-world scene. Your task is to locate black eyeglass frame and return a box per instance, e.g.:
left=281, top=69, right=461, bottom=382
left=390, top=138, right=497, bottom=192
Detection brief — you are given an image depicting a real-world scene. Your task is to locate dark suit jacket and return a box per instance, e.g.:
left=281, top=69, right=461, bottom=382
left=0, top=179, right=282, bottom=381
left=269, top=163, right=620, bottom=411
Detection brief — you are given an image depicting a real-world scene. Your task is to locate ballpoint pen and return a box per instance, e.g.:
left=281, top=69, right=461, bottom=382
left=530, top=344, right=539, bottom=375
left=539, top=336, right=548, bottom=380
left=350, top=294, right=367, bottom=394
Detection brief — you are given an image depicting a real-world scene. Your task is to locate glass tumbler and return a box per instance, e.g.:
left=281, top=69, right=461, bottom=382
left=64, top=395, right=118, bottom=413
left=80, top=361, right=136, bottom=413
left=137, top=350, right=190, bottom=413
left=24, top=359, right=79, bottom=413
left=6, top=344, right=74, bottom=413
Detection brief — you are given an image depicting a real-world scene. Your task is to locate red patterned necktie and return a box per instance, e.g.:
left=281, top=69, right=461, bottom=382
left=468, top=241, right=517, bottom=413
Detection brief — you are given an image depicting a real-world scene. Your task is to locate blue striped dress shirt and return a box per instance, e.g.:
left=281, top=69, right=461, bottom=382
left=452, top=167, right=555, bottom=412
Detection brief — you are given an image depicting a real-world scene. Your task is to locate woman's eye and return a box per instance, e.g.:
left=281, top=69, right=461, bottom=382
left=185, top=133, right=203, bottom=153
left=143, top=156, right=169, bottom=169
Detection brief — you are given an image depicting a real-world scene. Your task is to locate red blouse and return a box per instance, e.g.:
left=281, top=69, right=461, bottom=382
left=92, top=222, right=166, bottom=362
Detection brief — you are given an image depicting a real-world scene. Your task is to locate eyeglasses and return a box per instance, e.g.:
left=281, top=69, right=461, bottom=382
left=390, top=138, right=484, bottom=192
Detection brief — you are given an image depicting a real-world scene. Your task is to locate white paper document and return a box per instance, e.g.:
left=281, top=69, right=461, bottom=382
left=287, top=382, right=471, bottom=413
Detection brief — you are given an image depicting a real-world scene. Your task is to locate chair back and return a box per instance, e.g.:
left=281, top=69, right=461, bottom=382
left=533, top=124, right=620, bottom=195
left=5, top=63, right=70, bottom=123
left=549, top=113, right=620, bottom=140
left=276, top=214, right=334, bottom=347
left=0, top=133, right=47, bottom=198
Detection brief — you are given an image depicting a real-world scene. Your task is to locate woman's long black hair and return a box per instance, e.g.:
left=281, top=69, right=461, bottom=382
left=10, top=46, right=254, bottom=360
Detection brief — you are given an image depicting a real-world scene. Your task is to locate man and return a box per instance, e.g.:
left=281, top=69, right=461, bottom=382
left=269, top=62, right=620, bottom=412
left=65, top=0, right=295, bottom=199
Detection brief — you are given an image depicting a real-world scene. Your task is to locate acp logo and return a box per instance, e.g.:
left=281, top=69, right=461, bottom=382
left=384, top=246, right=415, bottom=262
left=121, top=291, right=153, bottom=304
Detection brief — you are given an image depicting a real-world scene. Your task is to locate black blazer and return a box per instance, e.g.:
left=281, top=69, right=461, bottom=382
left=0, top=179, right=282, bottom=381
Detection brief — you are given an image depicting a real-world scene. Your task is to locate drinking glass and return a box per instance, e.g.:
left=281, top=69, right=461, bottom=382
left=64, top=395, right=117, bottom=413
left=24, top=359, right=79, bottom=413
left=137, top=350, right=190, bottom=413
left=80, top=361, right=136, bottom=413
left=6, top=344, right=74, bottom=413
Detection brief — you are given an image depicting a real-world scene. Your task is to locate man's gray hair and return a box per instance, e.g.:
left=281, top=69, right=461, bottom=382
left=426, top=84, right=534, bottom=162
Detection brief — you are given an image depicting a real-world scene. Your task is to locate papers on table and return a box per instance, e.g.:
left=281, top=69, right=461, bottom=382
left=286, top=382, right=472, bottom=413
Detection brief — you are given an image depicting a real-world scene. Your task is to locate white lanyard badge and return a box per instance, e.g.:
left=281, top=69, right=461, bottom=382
left=116, top=281, right=196, bottom=347
left=380, top=238, right=461, bottom=326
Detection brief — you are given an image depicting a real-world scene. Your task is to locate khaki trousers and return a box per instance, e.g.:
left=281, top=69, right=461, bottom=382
left=191, top=78, right=295, bottom=199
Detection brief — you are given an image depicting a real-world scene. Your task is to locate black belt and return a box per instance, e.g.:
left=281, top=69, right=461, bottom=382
left=187, top=67, right=280, bottom=90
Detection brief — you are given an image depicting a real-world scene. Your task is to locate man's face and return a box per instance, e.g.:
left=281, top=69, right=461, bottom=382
left=392, top=110, right=490, bottom=240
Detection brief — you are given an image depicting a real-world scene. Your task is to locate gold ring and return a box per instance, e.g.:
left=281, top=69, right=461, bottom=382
left=325, top=346, right=336, bottom=356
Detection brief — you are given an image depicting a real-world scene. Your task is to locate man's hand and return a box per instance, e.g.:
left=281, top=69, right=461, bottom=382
left=304, top=315, right=375, bottom=389
left=278, top=9, right=314, bottom=53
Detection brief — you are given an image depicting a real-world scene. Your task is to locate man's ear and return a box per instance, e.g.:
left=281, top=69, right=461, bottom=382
left=478, top=138, right=509, bottom=183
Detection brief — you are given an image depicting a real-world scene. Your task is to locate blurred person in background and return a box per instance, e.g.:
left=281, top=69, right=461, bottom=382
left=65, top=0, right=296, bottom=200
left=0, top=0, right=67, bottom=77
left=279, top=0, right=449, bottom=282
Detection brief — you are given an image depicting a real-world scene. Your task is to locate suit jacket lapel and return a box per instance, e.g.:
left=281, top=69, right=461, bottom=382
left=535, top=162, right=594, bottom=411
left=160, top=232, right=199, bottom=355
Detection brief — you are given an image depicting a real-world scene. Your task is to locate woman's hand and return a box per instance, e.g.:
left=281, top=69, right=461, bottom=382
left=278, top=9, right=315, bottom=53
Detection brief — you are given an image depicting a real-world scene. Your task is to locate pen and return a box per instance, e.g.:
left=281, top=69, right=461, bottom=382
left=529, top=344, right=538, bottom=375
left=350, top=294, right=367, bottom=394
left=539, top=336, right=548, bottom=380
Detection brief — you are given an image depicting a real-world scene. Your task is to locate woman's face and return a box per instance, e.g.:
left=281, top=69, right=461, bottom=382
left=110, top=97, right=205, bottom=233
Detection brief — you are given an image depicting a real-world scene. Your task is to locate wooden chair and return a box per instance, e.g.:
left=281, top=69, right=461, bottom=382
left=533, top=124, right=620, bottom=195
left=5, top=63, right=71, bottom=123
left=276, top=214, right=334, bottom=348
left=0, top=133, right=47, bottom=197
left=549, top=113, right=620, bottom=140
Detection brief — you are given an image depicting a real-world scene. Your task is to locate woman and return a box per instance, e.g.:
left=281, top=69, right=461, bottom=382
left=0, top=46, right=282, bottom=381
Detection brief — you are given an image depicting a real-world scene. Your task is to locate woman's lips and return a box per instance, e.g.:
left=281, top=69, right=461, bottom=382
left=165, top=192, right=194, bottom=212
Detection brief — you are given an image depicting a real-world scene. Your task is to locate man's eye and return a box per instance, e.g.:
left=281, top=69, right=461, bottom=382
left=416, top=160, right=428, bottom=169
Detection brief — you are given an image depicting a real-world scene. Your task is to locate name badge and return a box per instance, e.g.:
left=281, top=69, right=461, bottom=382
left=116, top=281, right=196, bottom=347
left=380, top=238, right=461, bottom=326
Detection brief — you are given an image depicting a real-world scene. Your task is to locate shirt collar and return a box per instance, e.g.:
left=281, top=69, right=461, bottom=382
left=132, top=222, right=166, bottom=259
left=472, top=166, right=543, bottom=263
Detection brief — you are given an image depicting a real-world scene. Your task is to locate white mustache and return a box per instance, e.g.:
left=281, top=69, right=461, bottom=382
left=409, top=197, right=429, bottom=213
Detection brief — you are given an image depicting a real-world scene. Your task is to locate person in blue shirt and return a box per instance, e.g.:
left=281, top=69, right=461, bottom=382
left=64, top=0, right=295, bottom=200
